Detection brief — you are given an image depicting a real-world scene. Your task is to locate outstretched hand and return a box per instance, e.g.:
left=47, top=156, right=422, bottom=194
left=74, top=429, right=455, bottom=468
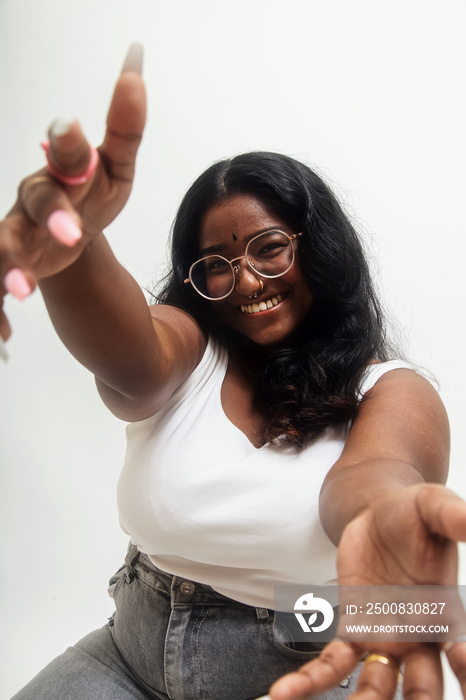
left=0, top=43, right=147, bottom=342
left=270, top=484, right=466, bottom=699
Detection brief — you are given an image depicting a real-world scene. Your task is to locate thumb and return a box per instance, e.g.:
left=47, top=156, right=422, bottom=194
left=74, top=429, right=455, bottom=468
left=417, top=484, right=466, bottom=543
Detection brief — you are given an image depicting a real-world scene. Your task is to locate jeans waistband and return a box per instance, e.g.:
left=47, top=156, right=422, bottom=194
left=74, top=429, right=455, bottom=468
left=124, top=543, right=271, bottom=619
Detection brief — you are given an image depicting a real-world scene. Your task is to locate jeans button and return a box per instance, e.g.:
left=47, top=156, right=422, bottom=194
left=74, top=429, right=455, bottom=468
left=179, top=581, right=195, bottom=596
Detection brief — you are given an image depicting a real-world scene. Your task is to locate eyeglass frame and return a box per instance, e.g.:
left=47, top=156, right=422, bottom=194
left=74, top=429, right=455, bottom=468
left=184, top=229, right=303, bottom=301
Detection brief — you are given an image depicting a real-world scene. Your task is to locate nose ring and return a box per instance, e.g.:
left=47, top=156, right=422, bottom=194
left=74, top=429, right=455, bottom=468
left=248, top=279, right=264, bottom=300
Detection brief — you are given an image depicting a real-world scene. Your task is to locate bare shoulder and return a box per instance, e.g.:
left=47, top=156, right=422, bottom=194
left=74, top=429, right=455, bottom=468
left=339, top=367, right=450, bottom=483
left=96, top=305, right=207, bottom=422
left=149, top=303, right=200, bottom=327
left=364, top=366, right=445, bottom=416
left=366, top=364, right=440, bottom=396
left=148, top=304, right=207, bottom=367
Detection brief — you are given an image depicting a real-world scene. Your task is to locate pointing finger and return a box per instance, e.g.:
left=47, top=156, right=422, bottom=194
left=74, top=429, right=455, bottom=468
left=100, top=43, right=147, bottom=183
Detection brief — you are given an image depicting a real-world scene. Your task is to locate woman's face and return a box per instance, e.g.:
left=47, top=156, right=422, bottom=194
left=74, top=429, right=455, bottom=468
left=198, top=194, right=314, bottom=346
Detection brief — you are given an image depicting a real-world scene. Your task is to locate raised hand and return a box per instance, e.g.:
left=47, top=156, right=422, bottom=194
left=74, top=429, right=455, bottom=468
left=0, top=43, right=146, bottom=342
left=270, top=484, right=466, bottom=700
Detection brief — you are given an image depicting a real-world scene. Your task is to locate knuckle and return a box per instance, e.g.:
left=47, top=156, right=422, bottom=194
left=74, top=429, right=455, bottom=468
left=51, top=148, right=91, bottom=176
left=19, top=174, right=51, bottom=206
left=358, top=675, right=397, bottom=697
left=18, top=175, right=66, bottom=224
left=19, top=172, right=47, bottom=192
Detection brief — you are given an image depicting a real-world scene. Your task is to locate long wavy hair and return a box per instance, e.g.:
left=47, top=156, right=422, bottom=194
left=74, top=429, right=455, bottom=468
left=156, top=151, right=394, bottom=447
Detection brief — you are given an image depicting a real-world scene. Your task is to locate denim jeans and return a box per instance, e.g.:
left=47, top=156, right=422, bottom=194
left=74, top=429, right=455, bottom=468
left=11, top=544, right=400, bottom=700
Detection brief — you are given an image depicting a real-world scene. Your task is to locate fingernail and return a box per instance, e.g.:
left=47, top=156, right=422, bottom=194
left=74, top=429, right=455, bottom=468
left=122, top=43, right=143, bottom=75
left=47, top=210, right=82, bottom=246
left=5, top=268, right=32, bottom=300
left=49, top=117, right=76, bottom=139
left=0, top=335, right=8, bottom=362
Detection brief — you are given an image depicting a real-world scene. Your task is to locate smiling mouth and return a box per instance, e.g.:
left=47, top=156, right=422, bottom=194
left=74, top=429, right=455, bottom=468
left=240, top=293, right=285, bottom=314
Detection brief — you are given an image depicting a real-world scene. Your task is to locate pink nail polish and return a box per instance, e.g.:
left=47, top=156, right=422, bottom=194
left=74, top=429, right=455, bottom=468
left=47, top=210, right=82, bottom=246
left=5, top=268, right=32, bottom=300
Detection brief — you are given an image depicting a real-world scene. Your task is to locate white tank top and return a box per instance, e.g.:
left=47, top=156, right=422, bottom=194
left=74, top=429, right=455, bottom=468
left=117, top=337, right=412, bottom=609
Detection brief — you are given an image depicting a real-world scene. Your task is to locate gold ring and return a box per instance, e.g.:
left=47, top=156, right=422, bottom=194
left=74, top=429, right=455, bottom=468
left=259, top=279, right=264, bottom=292
left=364, top=653, right=399, bottom=671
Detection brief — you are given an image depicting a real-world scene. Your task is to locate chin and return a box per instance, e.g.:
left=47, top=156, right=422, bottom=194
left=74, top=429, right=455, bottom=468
left=231, top=321, right=300, bottom=348
left=212, top=298, right=313, bottom=349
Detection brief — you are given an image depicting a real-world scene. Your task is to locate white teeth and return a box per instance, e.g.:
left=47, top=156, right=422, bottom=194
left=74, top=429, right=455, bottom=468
left=240, top=293, right=284, bottom=314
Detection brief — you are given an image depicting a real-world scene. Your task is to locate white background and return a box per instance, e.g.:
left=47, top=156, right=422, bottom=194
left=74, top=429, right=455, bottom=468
left=0, top=0, right=465, bottom=697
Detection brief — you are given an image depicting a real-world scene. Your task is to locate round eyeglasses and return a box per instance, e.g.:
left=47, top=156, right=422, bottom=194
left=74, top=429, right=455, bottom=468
left=184, top=229, right=302, bottom=300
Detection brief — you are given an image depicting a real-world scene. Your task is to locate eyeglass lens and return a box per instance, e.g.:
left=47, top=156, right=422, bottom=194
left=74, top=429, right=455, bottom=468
left=189, top=230, right=294, bottom=300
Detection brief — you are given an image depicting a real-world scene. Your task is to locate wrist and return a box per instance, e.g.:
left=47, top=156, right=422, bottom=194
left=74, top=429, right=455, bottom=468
left=37, top=232, right=107, bottom=299
left=320, top=465, right=424, bottom=546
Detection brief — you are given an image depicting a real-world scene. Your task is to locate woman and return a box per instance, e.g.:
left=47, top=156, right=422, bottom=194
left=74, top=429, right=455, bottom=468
left=2, top=45, right=466, bottom=700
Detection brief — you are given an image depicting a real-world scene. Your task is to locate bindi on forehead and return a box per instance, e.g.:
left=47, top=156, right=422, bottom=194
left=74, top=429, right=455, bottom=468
left=232, top=233, right=238, bottom=241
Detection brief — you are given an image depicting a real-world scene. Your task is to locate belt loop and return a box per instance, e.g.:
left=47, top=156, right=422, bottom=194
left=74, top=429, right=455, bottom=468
left=255, top=607, right=270, bottom=619
left=124, top=541, right=140, bottom=582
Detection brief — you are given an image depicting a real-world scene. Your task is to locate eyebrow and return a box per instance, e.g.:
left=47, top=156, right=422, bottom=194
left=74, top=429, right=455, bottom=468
left=199, top=226, right=287, bottom=257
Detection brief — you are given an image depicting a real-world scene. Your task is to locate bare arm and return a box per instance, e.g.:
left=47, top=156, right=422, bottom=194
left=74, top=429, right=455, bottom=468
left=270, top=370, right=466, bottom=700
left=0, top=46, right=205, bottom=420
left=39, top=235, right=206, bottom=421
left=319, top=368, right=450, bottom=544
